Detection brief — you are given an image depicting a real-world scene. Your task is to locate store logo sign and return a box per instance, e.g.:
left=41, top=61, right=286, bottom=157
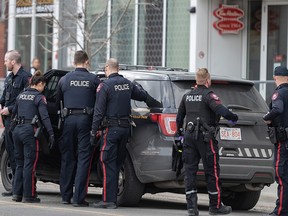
left=213, top=4, right=244, bottom=34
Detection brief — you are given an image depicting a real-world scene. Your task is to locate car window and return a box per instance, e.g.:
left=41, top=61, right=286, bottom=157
left=44, top=75, right=60, bottom=102
left=134, top=80, right=173, bottom=108
left=172, top=81, right=267, bottom=112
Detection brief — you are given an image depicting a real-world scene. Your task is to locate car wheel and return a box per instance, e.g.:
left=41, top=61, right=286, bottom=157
left=1, top=150, right=13, bottom=192
left=117, top=156, right=145, bottom=206
left=222, top=190, right=261, bottom=210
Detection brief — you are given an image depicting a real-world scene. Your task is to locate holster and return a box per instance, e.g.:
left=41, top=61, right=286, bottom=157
left=276, top=127, right=287, bottom=142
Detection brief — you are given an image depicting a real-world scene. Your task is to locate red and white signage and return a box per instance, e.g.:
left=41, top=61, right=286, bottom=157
left=213, top=4, right=244, bottom=34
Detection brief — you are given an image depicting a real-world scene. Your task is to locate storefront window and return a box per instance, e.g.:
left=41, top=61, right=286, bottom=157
left=36, top=17, right=53, bottom=72
left=15, top=18, right=32, bottom=70
left=138, top=1, right=163, bottom=66
left=86, top=0, right=107, bottom=69
left=166, top=1, right=189, bottom=69
left=247, top=1, right=261, bottom=80
left=111, top=0, right=134, bottom=65
left=266, top=5, right=288, bottom=80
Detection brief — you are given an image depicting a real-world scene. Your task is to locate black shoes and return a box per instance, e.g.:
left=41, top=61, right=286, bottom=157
left=93, top=201, right=117, bottom=209
left=62, top=200, right=71, bottom=204
left=2, top=192, right=13, bottom=197
left=12, top=195, right=22, bottom=202
left=22, top=197, right=41, bottom=203
left=188, top=208, right=199, bottom=216
left=209, top=205, right=232, bottom=215
left=73, top=200, right=89, bottom=207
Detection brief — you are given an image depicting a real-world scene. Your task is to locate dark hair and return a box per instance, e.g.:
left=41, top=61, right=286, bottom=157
left=30, top=70, right=46, bottom=86
left=74, top=50, right=89, bottom=65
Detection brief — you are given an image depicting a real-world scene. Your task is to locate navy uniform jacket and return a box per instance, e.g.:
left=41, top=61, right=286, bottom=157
left=176, top=85, right=238, bottom=130
left=91, top=73, right=147, bottom=133
left=56, top=68, right=100, bottom=109
left=263, top=83, right=288, bottom=128
left=13, top=87, right=53, bottom=136
left=0, top=67, right=31, bottom=113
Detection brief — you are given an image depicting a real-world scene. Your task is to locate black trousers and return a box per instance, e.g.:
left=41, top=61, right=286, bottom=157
left=4, top=116, right=16, bottom=174
left=183, top=131, right=222, bottom=209
left=99, top=126, right=129, bottom=203
left=12, top=124, right=38, bottom=198
left=272, top=140, right=288, bottom=216
left=59, top=115, right=93, bottom=204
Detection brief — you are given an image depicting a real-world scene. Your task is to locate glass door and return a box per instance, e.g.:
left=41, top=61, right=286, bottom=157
left=260, top=1, right=288, bottom=100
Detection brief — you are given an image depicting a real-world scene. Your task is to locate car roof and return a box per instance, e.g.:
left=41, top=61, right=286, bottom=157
left=46, top=68, right=254, bottom=86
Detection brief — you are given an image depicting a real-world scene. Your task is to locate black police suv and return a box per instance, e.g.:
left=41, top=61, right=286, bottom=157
left=0, top=67, right=274, bottom=210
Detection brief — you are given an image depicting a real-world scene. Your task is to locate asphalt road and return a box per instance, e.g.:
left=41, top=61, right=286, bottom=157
left=0, top=179, right=278, bottom=216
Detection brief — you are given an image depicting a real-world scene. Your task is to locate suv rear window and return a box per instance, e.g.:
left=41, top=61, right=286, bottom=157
left=134, top=80, right=173, bottom=108
left=172, top=81, right=268, bottom=113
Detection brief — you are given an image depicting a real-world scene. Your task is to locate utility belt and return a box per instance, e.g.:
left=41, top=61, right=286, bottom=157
left=267, top=126, right=288, bottom=144
left=62, top=107, right=94, bottom=117
left=16, top=118, right=33, bottom=125
left=102, top=117, right=131, bottom=128
left=185, top=118, right=218, bottom=142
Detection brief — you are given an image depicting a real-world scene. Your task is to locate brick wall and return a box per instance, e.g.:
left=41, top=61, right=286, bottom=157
left=0, top=20, right=6, bottom=78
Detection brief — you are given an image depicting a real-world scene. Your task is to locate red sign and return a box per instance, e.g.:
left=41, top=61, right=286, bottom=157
left=213, top=4, right=244, bottom=35
left=213, top=19, right=244, bottom=34
left=214, top=4, right=244, bottom=19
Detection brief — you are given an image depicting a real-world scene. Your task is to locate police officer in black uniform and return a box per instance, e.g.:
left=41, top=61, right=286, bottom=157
left=11, top=71, right=54, bottom=203
left=176, top=68, right=238, bottom=216
left=56, top=50, right=100, bottom=207
left=263, top=66, right=288, bottom=216
left=0, top=50, right=31, bottom=196
left=91, top=58, right=148, bottom=209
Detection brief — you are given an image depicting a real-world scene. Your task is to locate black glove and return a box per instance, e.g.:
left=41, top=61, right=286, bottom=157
left=233, top=114, right=238, bottom=122
left=90, top=131, right=96, bottom=147
left=48, top=134, right=55, bottom=150
left=145, top=94, right=162, bottom=108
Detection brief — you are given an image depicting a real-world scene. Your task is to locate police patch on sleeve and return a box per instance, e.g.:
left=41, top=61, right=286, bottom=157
left=41, top=96, right=47, bottom=104
left=210, top=93, right=219, bottom=101
left=97, top=83, right=103, bottom=92
left=272, top=92, right=279, bottom=101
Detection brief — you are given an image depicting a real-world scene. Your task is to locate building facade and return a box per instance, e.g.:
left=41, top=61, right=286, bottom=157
left=6, top=0, right=288, bottom=99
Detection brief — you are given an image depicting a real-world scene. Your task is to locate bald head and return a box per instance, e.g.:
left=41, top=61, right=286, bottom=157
left=106, top=58, right=119, bottom=71
left=105, top=58, right=119, bottom=77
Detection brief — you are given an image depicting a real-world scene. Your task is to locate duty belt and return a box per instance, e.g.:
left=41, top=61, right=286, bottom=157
left=16, top=119, right=33, bottom=125
left=65, top=107, right=93, bottom=116
left=102, top=117, right=130, bottom=128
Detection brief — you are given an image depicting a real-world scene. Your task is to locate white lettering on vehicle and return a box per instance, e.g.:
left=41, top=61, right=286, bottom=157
left=70, top=80, right=90, bottom=87
left=186, top=95, right=202, bottom=102
left=114, top=84, right=130, bottom=91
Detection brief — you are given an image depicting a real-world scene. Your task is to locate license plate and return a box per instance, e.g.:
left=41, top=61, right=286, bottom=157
left=219, top=127, right=242, bottom=141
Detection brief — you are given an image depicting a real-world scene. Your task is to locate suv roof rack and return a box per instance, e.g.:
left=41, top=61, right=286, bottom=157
left=96, top=63, right=188, bottom=72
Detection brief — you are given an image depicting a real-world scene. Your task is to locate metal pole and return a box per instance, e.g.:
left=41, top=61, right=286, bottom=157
left=30, top=0, right=36, bottom=65
left=8, top=0, right=16, bottom=51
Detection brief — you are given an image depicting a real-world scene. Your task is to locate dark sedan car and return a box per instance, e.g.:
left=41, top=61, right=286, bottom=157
left=0, top=66, right=274, bottom=210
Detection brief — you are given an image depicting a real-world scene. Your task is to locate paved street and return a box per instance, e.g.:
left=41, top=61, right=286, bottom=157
left=0, top=177, right=278, bottom=216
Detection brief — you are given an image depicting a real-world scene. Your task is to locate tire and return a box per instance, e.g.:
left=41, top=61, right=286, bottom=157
left=222, top=190, right=261, bottom=210
left=117, top=156, right=145, bottom=206
left=1, top=150, right=13, bottom=192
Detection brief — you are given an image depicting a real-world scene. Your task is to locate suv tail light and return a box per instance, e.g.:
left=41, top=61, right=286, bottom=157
left=150, top=113, right=177, bottom=136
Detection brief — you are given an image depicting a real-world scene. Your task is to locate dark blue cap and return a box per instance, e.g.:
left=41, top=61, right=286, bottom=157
left=274, top=66, right=288, bottom=76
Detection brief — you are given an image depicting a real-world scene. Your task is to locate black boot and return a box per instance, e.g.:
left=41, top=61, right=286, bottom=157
left=186, top=192, right=199, bottom=216
left=209, top=205, right=232, bottom=215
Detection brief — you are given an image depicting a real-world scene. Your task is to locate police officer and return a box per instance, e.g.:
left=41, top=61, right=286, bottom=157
left=176, top=68, right=238, bottom=216
left=0, top=50, right=31, bottom=196
left=56, top=50, right=100, bottom=207
left=11, top=71, right=54, bottom=203
left=263, top=66, right=288, bottom=216
left=91, top=58, right=148, bottom=209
